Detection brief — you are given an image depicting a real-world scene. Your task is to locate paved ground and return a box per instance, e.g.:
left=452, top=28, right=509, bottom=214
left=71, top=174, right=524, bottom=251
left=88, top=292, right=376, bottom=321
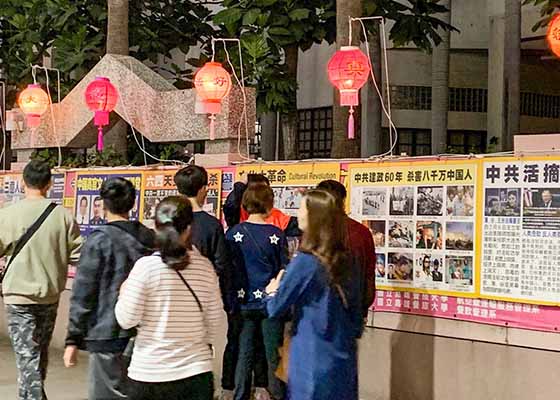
left=0, top=338, right=89, bottom=399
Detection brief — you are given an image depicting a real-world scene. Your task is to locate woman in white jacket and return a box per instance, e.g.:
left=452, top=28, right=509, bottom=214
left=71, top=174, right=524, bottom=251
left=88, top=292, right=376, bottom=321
left=116, top=196, right=223, bottom=400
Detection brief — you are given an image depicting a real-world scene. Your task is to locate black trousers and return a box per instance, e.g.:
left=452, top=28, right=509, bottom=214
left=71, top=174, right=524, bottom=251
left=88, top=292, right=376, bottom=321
left=129, top=372, right=213, bottom=400
left=222, top=312, right=269, bottom=390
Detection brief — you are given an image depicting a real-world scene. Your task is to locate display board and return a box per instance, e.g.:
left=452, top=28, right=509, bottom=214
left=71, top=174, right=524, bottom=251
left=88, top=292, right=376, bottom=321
left=349, top=161, right=479, bottom=297
left=236, top=162, right=340, bottom=216
left=0, top=173, right=25, bottom=207
left=75, top=171, right=142, bottom=236
left=481, top=157, right=560, bottom=305
left=141, top=168, right=222, bottom=229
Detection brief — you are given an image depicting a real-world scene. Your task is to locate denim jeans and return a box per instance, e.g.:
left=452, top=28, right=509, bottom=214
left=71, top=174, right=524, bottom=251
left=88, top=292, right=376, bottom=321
left=234, top=310, right=285, bottom=400
left=222, top=313, right=269, bottom=391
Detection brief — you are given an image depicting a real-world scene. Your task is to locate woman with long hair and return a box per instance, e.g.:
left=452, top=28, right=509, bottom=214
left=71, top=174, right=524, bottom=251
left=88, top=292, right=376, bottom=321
left=115, top=196, right=222, bottom=400
left=266, top=189, right=363, bottom=400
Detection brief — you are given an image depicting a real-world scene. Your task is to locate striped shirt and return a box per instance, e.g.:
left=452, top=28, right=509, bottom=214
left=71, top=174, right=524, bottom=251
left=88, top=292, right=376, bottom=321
left=115, top=249, right=223, bottom=383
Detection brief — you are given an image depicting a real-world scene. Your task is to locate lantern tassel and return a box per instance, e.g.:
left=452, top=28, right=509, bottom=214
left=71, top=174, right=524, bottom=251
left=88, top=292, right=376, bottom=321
left=209, top=115, right=216, bottom=141
left=97, top=127, right=104, bottom=152
left=348, top=107, right=355, bottom=140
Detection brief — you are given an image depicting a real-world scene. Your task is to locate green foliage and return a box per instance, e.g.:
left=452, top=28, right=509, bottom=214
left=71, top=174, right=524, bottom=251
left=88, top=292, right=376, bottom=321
left=363, top=0, right=458, bottom=51
left=522, top=0, right=560, bottom=31
left=86, top=145, right=128, bottom=167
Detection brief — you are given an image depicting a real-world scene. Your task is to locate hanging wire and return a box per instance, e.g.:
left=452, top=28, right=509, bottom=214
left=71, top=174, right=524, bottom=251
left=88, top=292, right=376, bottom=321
left=32, top=65, right=62, bottom=167
left=211, top=37, right=252, bottom=161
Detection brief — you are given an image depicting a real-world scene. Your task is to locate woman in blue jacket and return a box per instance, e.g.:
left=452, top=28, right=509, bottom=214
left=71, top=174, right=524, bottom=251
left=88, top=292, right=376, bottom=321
left=266, top=189, right=363, bottom=400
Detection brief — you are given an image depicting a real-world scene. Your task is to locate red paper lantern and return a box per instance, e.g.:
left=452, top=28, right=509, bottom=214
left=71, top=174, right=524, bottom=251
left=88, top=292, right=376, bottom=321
left=327, top=46, right=371, bottom=139
left=547, top=13, right=560, bottom=58
left=85, top=76, right=119, bottom=151
left=18, top=84, right=49, bottom=129
left=194, top=61, right=232, bottom=140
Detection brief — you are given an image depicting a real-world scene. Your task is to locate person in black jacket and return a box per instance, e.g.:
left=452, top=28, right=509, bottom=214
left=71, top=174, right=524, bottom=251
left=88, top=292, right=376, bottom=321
left=64, top=178, right=155, bottom=399
left=174, top=165, right=233, bottom=310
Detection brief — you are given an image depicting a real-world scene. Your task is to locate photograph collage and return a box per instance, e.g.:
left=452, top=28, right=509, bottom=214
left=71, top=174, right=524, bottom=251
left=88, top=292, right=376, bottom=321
left=358, top=184, right=476, bottom=293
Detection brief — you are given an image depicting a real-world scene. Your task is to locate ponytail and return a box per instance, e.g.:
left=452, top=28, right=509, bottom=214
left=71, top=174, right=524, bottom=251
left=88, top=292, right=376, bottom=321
left=154, top=196, right=194, bottom=271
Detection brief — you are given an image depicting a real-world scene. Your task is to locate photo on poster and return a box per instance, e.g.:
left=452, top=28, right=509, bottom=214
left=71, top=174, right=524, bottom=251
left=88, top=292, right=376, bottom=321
left=364, top=220, right=386, bottom=248
left=362, top=188, right=387, bottom=216
left=446, top=185, right=474, bottom=217
left=388, top=220, right=415, bottom=248
left=416, top=221, right=443, bottom=250
left=445, top=222, right=474, bottom=251
left=375, top=254, right=386, bottom=279
left=387, top=252, right=413, bottom=282
left=76, top=195, right=91, bottom=225
left=523, top=188, right=560, bottom=216
left=484, top=188, right=521, bottom=216
left=414, top=253, right=444, bottom=283
left=445, top=255, right=473, bottom=285
left=389, top=187, right=414, bottom=216
left=90, top=196, right=106, bottom=226
left=417, top=186, right=444, bottom=216
left=130, top=196, right=140, bottom=220
left=143, top=197, right=159, bottom=221
left=273, top=186, right=308, bottom=215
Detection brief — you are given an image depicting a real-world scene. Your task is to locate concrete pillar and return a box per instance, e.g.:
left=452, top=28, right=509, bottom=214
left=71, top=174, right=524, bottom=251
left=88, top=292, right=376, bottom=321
left=488, top=0, right=520, bottom=152
left=431, top=0, right=451, bottom=154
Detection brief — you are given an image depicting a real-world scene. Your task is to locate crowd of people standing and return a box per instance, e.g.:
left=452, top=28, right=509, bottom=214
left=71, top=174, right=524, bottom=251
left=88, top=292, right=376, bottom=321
left=0, top=160, right=375, bottom=400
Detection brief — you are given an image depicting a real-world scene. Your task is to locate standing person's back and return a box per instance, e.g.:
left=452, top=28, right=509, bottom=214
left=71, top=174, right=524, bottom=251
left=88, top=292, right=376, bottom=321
left=116, top=196, right=222, bottom=400
left=266, top=190, right=362, bottom=400
left=0, top=160, right=82, bottom=400
left=64, top=178, right=155, bottom=399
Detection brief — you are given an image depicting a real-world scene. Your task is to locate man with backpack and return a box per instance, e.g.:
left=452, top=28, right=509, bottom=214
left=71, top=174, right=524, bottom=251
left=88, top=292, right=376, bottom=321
left=0, top=160, right=83, bottom=400
left=64, top=177, right=155, bottom=399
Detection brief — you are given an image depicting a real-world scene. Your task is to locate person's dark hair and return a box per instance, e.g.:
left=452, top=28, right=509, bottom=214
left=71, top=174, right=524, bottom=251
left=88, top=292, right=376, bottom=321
left=155, top=196, right=193, bottom=271
left=23, top=160, right=52, bottom=190
left=317, top=180, right=347, bottom=210
left=299, top=189, right=350, bottom=303
left=80, top=197, right=88, bottom=206
left=93, top=196, right=102, bottom=204
left=100, top=178, right=136, bottom=215
left=242, top=183, right=274, bottom=215
left=247, top=173, right=270, bottom=187
left=174, top=165, right=208, bottom=197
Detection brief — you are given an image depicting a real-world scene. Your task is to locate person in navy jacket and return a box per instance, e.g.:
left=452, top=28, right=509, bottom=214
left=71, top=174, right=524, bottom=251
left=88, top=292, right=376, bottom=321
left=226, top=183, right=288, bottom=400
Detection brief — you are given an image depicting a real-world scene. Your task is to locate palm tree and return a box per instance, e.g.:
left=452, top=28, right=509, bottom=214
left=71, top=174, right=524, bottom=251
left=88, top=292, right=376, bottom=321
left=332, top=0, right=362, bottom=158
left=107, top=0, right=129, bottom=55
left=431, top=0, right=451, bottom=154
left=104, top=0, right=129, bottom=153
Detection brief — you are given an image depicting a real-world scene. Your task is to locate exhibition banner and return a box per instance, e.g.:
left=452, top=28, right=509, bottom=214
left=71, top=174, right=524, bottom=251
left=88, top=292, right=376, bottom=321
left=75, top=171, right=142, bottom=236
left=481, top=157, right=560, bottom=305
left=349, top=161, right=479, bottom=297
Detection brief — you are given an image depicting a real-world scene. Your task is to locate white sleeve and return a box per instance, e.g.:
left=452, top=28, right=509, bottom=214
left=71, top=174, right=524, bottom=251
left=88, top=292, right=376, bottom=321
left=115, top=260, right=148, bottom=330
left=203, top=262, right=224, bottom=346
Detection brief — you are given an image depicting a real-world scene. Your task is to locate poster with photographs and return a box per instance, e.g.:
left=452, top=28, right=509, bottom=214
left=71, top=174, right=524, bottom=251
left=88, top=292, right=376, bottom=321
left=141, top=169, right=222, bottom=229
left=48, top=173, right=65, bottom=205
left=349, top=161, right=477, bottom=294
left=75, top=172, right=142, bottom=236
left=481, top=159, right=560, bottom=303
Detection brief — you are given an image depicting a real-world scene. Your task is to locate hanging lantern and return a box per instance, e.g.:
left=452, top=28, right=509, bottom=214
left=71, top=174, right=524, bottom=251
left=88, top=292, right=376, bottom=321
left=194, top=61, right=232, bottom=140
left=547, top=13, right=560, bottom=58
left=327, top=46, right=371, bottom=139
left=85, top=76, right=119, bottom=151
left=18, top=84, right=49, bottom=128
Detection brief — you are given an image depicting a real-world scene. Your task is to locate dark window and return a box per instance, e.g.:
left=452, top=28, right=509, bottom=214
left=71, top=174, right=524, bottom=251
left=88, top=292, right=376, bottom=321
left=521, top=92, right=560, bottom=118
left=447, top=131, right=486, bottom=154
left=392, top=129, right=432, bottom=156
left=297, top=107, right=333, bottom=159
left=390, top=86, right=488, bottom=112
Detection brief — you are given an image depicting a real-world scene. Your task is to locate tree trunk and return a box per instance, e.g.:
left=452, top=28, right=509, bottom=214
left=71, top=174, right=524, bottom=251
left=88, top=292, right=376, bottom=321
left=332, top=0, right=362, bottom=159
left=504, top=0, right=520, bottom=151
left=363, top=23, right=383, bottom=156
left=107, top=0, right=129, bottom=55
left=282, top=45, right=299, bottom=160
left=431, top=0, right=451, bottom=154
left=105, top=0, right=129, bottom=155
